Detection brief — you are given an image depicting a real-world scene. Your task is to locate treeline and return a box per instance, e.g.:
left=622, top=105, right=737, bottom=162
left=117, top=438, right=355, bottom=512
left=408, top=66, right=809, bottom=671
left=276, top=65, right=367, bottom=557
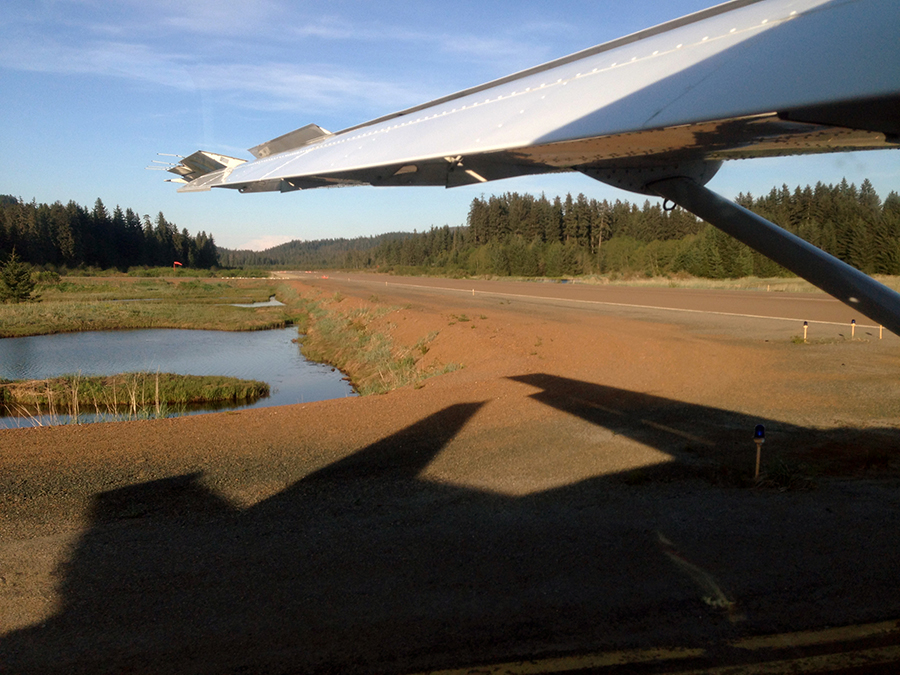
left=357, top=179, right=900, bottom=278
left=372, top=191, right=706, bottom=277
left=9, top=179, right=899, bottom=279
left=0, top=196, right=219, bottom=270
left=734, top=180, right=900, bottom=276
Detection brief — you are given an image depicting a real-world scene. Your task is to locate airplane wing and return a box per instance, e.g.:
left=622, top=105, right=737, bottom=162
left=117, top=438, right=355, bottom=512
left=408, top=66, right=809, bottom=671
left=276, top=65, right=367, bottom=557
left=163, top=0, right=900, bottom=333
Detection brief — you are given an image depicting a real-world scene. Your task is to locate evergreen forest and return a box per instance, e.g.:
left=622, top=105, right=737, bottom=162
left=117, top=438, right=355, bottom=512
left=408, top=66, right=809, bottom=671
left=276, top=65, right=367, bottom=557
left=0, top=196, right=218, bottom=271
left=4, top=178, right=899, bottom=280
left=223, top=179, right=900, bottom=279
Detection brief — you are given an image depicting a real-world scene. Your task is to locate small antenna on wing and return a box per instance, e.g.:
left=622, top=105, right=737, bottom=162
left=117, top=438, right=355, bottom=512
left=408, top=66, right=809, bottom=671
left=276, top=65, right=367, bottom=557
left=146, top=162, right=176, bottom=171
left=146, top=153, right=186, bottom=171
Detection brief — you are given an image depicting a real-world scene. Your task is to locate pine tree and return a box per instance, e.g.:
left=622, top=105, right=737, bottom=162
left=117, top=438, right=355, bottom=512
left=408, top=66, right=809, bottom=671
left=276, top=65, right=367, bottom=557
left=0, top=249, right=38, bottom=303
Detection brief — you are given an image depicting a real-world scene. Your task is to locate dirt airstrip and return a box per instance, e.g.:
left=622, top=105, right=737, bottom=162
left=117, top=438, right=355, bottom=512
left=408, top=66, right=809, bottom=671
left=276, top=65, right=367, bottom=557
left=2, top=275, right=900, bottom=674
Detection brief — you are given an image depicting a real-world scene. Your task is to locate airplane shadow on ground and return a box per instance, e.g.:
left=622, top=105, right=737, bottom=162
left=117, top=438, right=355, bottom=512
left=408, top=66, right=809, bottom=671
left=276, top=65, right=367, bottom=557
left=509, top=374, right=900, bottom=483
left=3, top=378, right=900, bottom=674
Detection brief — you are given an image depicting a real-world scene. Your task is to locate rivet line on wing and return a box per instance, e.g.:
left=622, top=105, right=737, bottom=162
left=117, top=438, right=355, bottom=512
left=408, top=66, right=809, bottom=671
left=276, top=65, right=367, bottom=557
left=368, top=10, right=793, bottom=140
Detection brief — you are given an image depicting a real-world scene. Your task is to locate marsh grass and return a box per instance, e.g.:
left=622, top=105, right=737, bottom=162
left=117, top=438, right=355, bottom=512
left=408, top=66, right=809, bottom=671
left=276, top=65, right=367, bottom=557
left=1, top=372, right=269, bottom=423
left=1, top=278, right=288, bottom=337
left=40, top=277, right=275, bottom=302
left=0, top=301, right=291, bottom=337
left=296, top=300, right=455, bottom=395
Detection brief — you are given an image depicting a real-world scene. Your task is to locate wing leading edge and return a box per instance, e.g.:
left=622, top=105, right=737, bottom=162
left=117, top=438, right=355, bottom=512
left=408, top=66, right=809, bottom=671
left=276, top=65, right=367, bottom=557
left=163, top=0, right=900, bottom=333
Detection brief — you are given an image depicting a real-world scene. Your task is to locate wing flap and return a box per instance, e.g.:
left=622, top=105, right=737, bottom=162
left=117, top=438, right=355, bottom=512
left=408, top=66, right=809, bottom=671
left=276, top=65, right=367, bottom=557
left=247, top=124, right=333, bottom=159
left=167, top=151, right=246, bottom=187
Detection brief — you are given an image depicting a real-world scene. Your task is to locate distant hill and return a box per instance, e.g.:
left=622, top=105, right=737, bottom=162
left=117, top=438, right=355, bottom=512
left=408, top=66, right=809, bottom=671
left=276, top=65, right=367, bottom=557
left=217, top=232, right=412, bottom=269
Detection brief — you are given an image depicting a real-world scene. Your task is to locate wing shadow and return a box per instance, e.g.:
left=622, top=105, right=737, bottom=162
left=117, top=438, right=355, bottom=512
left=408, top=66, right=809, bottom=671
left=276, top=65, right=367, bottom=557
left=3, top=389, right=900, bottom=674
left=510, top=373, right=900, bottom=483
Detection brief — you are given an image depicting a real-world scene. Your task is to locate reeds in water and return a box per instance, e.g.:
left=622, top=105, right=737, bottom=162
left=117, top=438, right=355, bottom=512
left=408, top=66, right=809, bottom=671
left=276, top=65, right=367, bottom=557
left=0, top=372, right=269, bottom=425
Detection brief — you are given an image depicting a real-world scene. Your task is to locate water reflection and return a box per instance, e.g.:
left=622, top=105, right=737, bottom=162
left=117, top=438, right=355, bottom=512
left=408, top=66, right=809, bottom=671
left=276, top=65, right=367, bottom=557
left=0, top=328, right=354, bottom=427
left=229, top=296, right=285, bottom=308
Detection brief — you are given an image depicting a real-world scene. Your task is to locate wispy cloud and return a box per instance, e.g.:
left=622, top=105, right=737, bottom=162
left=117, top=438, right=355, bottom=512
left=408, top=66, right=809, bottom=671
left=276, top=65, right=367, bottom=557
left=0, top=0, right=570, bottom=117
left=42, top=0, right=287, bottom=39
left=0, top=35, right=194, bottom=89
left=187, top=62, right=427, bottom=113
left=155, top=0, right=284, bottom=35
left=283, top=20, right=559, bottom=70
left=0, top=34, right=426, bottom=115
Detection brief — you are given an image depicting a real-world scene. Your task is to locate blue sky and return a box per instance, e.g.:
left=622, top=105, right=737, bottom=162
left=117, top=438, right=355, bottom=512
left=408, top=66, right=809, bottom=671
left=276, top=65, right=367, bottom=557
left=2, top=0, right=898, bottom=251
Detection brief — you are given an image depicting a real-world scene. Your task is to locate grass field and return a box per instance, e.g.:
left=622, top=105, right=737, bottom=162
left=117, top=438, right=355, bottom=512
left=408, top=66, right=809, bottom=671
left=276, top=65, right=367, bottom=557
left=485, top=273, right=900, bottom=294
left=0, top=278, right=289, bottom=337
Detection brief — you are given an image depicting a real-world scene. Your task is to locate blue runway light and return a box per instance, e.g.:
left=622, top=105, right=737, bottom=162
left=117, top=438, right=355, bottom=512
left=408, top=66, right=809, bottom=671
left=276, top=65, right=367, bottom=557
left=753, top=425, right=766, bottom=479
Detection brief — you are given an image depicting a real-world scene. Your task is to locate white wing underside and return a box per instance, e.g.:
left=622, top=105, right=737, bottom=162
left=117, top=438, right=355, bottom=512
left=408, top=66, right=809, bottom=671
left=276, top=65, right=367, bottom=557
left=170, top=0, right=899, bottom=195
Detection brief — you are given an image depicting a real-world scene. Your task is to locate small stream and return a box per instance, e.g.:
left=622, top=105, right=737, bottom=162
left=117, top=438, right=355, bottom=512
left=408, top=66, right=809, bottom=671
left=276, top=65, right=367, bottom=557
left=0, top=327, right=355, bottom=427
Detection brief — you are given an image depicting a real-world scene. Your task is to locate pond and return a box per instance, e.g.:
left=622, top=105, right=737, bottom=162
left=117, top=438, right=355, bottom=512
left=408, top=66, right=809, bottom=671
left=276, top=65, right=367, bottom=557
left=0, top=328, right=355, bottom=428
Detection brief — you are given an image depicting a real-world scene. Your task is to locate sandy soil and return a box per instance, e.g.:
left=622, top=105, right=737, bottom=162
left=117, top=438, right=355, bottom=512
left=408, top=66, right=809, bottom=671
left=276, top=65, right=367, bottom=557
left=2, top=276, right=900, bottom=673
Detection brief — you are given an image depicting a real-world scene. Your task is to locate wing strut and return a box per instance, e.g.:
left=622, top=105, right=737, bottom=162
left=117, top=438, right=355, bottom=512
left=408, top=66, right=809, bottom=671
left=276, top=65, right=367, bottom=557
left=648, top=177, right=900, bottom=336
